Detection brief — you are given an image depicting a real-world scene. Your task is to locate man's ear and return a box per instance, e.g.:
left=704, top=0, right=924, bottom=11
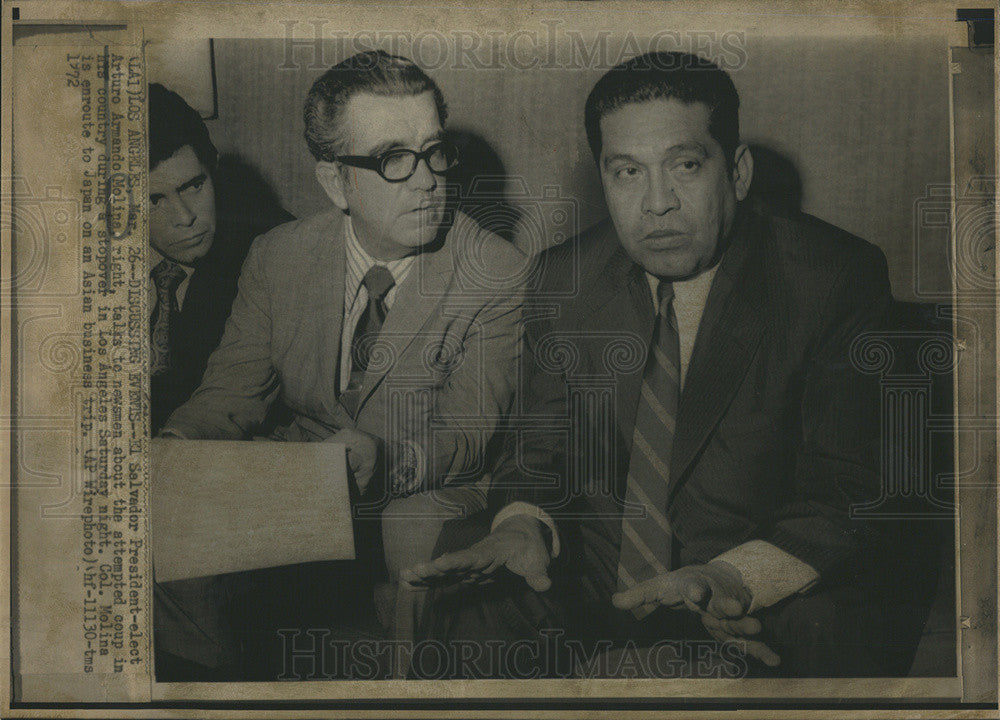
left=731, top=144, right=754, bottom=202
left=315, top=161, right=350, bottom=212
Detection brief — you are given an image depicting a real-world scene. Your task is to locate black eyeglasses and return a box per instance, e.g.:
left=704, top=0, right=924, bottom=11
left=335, top=140, right=460, bottom=183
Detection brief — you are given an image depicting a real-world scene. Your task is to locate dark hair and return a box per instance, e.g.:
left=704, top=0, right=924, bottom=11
left=584, top=52, right=740, bottom=169
left=148, top=83, right=218, bottom=172
left=303, top=50, right=448, bottom=162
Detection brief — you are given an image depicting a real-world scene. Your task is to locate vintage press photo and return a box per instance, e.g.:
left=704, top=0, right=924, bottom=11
left=2, top=1, right=997, bottom=717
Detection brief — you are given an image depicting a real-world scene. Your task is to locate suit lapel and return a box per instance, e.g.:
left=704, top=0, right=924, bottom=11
left=577, top=235, right=655, bottom=468
left=355, top=234, right=453, bottom=412
left=576, top=233, right=643, bottom=328
left=316, top=213, right=348, bottom=419
left=667, top=211, right=766, bottom=498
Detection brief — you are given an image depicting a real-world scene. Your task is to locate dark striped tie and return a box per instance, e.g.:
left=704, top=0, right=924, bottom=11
left=341, top=265, right=395, bottom=416
left=351, top=264, right=396, bottom=375
left=617, top=279, right=679, bottom=618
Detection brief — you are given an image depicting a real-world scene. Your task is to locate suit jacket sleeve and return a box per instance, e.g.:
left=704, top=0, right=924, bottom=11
left=764, top=241, right=893, bottom=579
left=491, top=253, right=576, bottom=513
left=402, top=255, right=528, bottom=490
left=161, top=236, right=281, bottom=439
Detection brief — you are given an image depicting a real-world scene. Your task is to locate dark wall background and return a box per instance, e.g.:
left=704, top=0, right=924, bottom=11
left=206, top=36, right=952, bottom=302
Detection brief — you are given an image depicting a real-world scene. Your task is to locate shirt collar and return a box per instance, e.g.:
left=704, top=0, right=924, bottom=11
left=148, top=245, right=166, bottom=275
left=344, top=215, right=417, bottom=298
left=148, top=245, right=190, bottom=280
left=645, top=264, right=719, bottom=314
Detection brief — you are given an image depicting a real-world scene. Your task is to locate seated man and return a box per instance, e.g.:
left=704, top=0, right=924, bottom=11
left=147, top=83, right=289, bottom=434
left=148, top=84, right=291, bottom=680
left=160, top=51, right=527, bottom=678
left=405, top=52, right=921, bottom=678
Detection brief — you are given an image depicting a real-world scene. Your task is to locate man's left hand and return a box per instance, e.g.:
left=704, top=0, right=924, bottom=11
left=326, top=428, right=381, bottom=494
left=612, top=561, right=751, bottom=618
left=612, top=561, right=781, bottom=667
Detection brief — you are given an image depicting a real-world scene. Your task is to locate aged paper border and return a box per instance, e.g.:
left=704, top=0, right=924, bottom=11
left=2, top=1, right=997, bottom=717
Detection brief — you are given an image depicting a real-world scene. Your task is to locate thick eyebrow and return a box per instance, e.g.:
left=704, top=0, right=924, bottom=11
left=602, top=152, right=643, bottom=170
left=177, top=173, right=208, bottom=193
left=420, top=129, right=447, bottom=149
left=366, top=130, right=446, bottom=157
left=366, top=139, right=408, bottom=157
left=663, top=142, right=709, bottom=160
left=149, top=172, right=207, bottom=202
left=602, top=142, right=710, bottom=170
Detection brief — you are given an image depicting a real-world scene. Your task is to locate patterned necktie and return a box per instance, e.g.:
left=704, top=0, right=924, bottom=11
left=351, top=264, right=396, bottom=375
left=149, top=259, right=187, bottom=377
left=617, top=279, right=680, bottom=618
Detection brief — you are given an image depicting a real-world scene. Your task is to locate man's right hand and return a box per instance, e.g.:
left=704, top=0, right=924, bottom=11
left=400, top=514, right=552, bottom=592
left=700, top=613, right=781, bottom=667
left=325, top=427, right=381, bottom=495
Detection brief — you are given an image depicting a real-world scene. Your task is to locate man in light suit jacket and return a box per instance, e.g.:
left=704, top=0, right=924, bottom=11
left=160, top=50, right=527, bottom=679
left=405, top=52, right=926, bottom=678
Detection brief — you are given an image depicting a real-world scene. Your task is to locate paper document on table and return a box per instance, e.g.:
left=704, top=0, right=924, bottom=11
left=150, top=439, right=355, bottom=582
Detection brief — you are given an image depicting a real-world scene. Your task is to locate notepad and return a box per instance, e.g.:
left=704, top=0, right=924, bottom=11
left=150, top=439, right=355, bottom=581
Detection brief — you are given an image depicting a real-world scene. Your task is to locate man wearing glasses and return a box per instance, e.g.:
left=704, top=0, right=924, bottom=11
left=161, top=50, right=528, bottom=678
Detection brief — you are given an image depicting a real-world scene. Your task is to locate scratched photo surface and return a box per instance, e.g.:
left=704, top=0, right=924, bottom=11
left=3, top=2, right=996, bottom=718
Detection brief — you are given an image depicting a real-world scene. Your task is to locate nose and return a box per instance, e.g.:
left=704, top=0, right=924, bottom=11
left=169, top=194, right=196, bottom=227
left=407, top=156, right=438, bottom=193
left=641, top=170, right=680, bottom=216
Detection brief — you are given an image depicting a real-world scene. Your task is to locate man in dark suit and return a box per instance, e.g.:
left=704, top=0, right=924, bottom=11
left=404, top=51, right=915, bottom=678
left=147, top=83, right=290, bottom=434
left=148, top=84, right=293, bottom=680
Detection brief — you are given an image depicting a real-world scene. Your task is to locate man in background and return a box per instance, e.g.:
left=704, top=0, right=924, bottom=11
left=149, top=84, right=291, bottom=680
left=147, top=83, right=290, bottom=433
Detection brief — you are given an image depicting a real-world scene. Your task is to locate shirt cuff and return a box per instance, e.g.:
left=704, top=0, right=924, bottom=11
left=712, top=540, right=820, bottom=613
left=491, top=501, right=560, bottom=558
left=157, top=428, right=188, bottom=439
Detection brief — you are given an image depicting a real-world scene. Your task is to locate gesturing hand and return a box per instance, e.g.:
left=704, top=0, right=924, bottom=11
left=326, top=427, right=381, bottom=495
left=700, top=612, right=781, bottom=667
left=612, top=561, right=750, bottom=617
left=400, top=514, right=552, bottom=592
left=612, top=561, right=780, bottom=667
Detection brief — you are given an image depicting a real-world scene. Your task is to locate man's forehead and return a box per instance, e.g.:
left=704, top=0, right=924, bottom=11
left=340, top=91, right=442, bottom=154
left=149, top=145, right=209, bottom=191
left=599, top=98, right=716, bottom=156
